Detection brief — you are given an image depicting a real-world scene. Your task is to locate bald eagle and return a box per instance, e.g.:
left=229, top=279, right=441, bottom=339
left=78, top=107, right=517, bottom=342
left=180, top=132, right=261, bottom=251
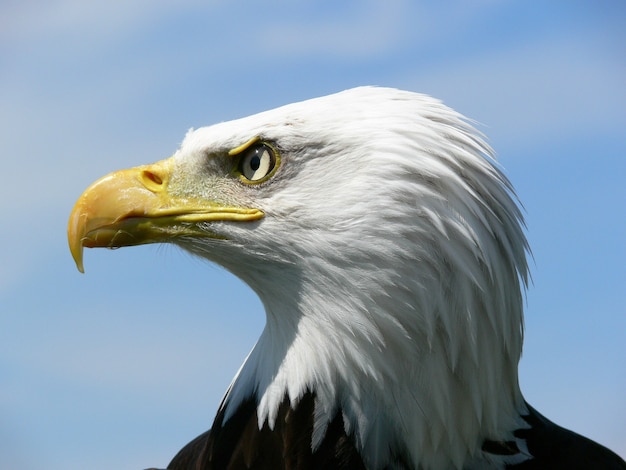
left=68, top=87, right=624, bottom=469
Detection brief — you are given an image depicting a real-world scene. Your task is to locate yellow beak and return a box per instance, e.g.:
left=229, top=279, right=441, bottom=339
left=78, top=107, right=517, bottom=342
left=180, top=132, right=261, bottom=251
left=68, top=158, right=264, bottom=273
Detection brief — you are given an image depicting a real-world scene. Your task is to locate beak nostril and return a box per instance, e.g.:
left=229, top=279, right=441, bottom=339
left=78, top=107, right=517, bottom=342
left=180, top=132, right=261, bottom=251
left=143, top=170, right=163, bottom=185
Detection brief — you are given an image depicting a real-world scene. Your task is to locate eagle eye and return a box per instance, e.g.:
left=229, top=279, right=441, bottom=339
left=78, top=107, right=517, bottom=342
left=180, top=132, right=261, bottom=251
left=237, top=143, right=278, bottom=183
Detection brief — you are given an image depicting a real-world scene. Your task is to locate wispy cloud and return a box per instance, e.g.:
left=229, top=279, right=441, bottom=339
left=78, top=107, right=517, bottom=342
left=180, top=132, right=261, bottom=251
left=255, top=0, right=507, bottom=61
left=1, top=0, right=205, bottom=45
left=400, top=32, right=625, bottom=148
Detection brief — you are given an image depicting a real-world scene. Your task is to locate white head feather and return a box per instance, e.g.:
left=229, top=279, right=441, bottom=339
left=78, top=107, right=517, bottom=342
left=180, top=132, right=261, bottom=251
left=172, top=87, right=531, bottom=469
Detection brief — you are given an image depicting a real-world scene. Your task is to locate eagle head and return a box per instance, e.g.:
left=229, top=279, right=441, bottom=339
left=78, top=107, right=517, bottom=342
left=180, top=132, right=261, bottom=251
left=69, top=87, right=532, bottom=469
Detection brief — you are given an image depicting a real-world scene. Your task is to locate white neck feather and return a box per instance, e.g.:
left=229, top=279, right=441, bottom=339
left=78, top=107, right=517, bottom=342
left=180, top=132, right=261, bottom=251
left=223, top=246, right=528, bottom=468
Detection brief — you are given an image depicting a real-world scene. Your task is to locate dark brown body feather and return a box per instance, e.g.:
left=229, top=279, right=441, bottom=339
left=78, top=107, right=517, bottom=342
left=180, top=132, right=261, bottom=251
left=152, top=393, right=626, bottom=470
left=155, top=397, right=625, bottom=470
left=166, top=392, right=366, bottom=470
left=140, top=394, right=626, bottom=470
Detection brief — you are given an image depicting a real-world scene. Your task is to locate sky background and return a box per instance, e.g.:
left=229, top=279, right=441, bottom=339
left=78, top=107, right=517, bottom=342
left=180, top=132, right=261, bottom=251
left=1, top=1, right=624, bottom=468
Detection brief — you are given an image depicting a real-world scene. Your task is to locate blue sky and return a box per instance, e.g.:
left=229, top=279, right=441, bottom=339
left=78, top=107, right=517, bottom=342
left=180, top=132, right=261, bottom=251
left=1, top=1, right=624, bottom=468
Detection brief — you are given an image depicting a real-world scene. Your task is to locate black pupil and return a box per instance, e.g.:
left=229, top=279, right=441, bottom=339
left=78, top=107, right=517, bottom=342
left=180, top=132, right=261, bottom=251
left=250, top=153, right=261, bottom=171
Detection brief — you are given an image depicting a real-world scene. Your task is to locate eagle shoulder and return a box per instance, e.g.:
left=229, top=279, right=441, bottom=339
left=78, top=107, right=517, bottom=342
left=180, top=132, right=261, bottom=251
left=506, top=404, right=626, bottom=470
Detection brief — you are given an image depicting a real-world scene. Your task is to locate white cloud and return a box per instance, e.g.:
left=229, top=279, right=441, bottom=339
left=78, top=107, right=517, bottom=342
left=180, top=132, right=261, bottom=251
left=258, top=0, right=411, bottom=59
left=0, top=0, right=208, bottom=45
left=255, top=0, right=503, bottom=61
left=399, top=33, right=625, bottom=149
